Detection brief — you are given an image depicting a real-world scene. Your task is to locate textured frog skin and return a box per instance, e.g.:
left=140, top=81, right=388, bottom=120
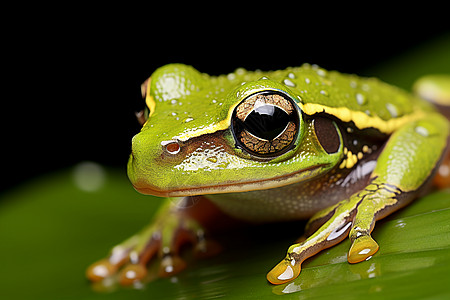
left=87, top=64, right=449, bottom=286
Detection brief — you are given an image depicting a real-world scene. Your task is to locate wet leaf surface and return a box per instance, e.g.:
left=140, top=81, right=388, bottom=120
left=1, top=167, right=449, bottom=299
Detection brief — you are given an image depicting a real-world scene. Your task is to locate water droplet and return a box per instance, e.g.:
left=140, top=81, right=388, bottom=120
left=415, top=126, right=429, bottom=137
left=288, top=72, right=296, bottom=79
left=171, top=112, right=177, bottom=116
left=235, top=68, right=245, bottom=75
left=356, top=93, right=366, bottom=105
left=385, top=103, right=398, bottom=118
left=283, top=78, right=296, bottom=87
left=305, top=78, right=311, bottom=84
left=361, top=83, right=370, bottom=91
left=184, top=117, right=194, bottom=123
left=316, top=69, right=327, bottom=77
left=170, top=99, right=178, bottom=104
left=320, top=90, right=329, bottom=96
left=227, top=73, right=236, bottom=80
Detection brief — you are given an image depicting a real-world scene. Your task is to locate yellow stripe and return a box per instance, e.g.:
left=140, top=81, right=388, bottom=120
left=174, top=101, right=425, bottom=141
left=174, top=102, right=240, bottom=142
left=175, top=120, right=230, bottom=141
left=299, top=103, right=425, bottom=134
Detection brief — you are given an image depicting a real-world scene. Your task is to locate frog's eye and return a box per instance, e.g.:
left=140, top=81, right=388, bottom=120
left=231, top=91, right=300, bottom=158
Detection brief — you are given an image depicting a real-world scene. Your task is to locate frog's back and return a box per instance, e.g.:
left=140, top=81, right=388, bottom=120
left=149, top=63, right=435, bottom=142
left=257, top=64, right=435, bottom=134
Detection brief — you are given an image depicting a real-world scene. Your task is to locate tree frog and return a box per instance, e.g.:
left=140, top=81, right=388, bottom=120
left=87, top=64, right=450, bottom=286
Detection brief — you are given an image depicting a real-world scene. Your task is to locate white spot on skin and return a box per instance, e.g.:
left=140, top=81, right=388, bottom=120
left=283, top=78, right=296, bottom=87
left=385, top=103, right=398, bottom=118
left=361, top=84, right=371, bottom=91
left=316, top=69, right=327, bottom=77
left=356, top=93, right=366, bottom=105
left=236, top=68, right=246, bottom=75
left=415, top=126, right=429, bottom=137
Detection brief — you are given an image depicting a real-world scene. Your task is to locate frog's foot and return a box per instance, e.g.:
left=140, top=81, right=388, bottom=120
left=267, top=182, right=400, bottom=285
left=86, top=198, right=222, bottom=286
left=266, top=199, right=355, bottom=285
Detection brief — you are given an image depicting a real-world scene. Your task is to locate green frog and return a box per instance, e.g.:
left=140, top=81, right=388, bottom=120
left=87, top=64, right=450, bottom=286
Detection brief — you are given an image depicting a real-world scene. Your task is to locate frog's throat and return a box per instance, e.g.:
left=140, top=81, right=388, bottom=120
left=133, top=163, right=328, bottom=197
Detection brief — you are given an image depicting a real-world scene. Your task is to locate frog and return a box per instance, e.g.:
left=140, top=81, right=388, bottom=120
left=86, top=64, right=450, bottom=286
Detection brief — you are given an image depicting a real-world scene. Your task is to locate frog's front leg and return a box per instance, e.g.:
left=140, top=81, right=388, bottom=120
left=267, top=113, right=449, bottom=284
left=86, top=196, right=222, bottom=286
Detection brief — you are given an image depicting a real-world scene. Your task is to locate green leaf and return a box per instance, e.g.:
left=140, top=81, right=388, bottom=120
left=1, top=166, right=450, bottom=299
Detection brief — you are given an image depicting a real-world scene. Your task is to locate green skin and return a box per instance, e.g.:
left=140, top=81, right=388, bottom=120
left=88, top=64, right=449, bottom=286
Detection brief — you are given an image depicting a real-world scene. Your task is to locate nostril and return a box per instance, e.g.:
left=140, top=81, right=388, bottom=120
left=161, top=140, right=181, bottom=155
left=166, top=142, right=180, bottom=154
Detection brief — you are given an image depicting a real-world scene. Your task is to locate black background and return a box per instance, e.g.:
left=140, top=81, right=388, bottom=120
left=3, top=11, right=449, bottom=193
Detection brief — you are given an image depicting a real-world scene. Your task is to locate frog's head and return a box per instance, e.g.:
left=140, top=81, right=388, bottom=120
left=128, top=64, right=343, bottom=197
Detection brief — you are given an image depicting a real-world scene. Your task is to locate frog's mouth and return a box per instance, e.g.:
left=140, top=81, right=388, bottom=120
left=132, top=163, right=327, bottom=197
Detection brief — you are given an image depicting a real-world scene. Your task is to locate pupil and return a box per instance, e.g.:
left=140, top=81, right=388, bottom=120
left=243, top=105, right=289, bottom=140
